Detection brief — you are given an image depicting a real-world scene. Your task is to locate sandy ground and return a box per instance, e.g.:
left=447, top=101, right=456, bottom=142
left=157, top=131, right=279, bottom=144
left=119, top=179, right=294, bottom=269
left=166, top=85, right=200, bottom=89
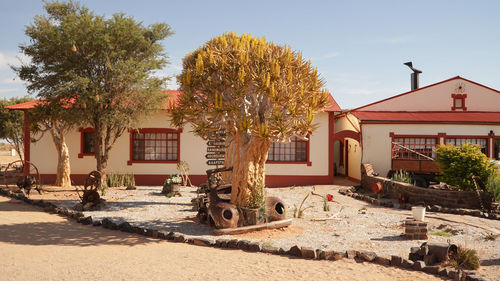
left=0, top=196, right=450, bottom=281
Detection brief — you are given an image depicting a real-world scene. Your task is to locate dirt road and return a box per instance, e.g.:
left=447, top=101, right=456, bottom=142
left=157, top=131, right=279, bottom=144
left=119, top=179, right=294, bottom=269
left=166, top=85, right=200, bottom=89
left=0, top=196, right=448, bottom=281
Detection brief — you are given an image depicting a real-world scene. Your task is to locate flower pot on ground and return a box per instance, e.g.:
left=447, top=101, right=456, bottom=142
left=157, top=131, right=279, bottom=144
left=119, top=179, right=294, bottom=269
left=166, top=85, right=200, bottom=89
left=240, top=205, right=266, bottom=226
left=162, top=174, right=182, bottom=195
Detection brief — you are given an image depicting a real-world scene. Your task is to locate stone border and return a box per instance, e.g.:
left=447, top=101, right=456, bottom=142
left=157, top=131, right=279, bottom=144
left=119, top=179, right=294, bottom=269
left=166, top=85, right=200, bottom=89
left=0, top=187, right=488, bottom=281
left=338, top=188, right=500, bottom=221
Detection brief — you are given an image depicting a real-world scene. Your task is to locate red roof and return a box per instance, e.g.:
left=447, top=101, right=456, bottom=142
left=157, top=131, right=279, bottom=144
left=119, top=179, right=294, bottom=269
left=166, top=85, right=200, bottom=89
left=4, top=100, right=42, bottom=110
left=6, top=90, right=341, bottom=113
left=325, top=94, right=341, bottom=112
left=351, top=111, right=500, bottom=124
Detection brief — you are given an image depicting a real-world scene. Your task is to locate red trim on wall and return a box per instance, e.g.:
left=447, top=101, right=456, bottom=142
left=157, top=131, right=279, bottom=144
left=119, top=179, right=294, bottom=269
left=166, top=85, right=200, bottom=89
left=451, top=93, right=467, bottom=111
left=334, top=130, right=360, bottom=143
left=78, top=127, right=96, bottom=158
left=23, top=110, right=30, bottom=176
left=127, top=128, right=182, bottom=165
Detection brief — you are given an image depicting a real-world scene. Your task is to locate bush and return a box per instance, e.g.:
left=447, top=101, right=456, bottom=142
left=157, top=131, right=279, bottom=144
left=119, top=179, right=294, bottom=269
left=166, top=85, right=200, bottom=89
left=391, top=170, right=415, bottom=185
left=436, top=143, right=495, bottom=191
left=450, top=248, right=480, bottom=270
left=486, top=173, right=500, bottom=202
left=107, top=173, right=135, bottom=187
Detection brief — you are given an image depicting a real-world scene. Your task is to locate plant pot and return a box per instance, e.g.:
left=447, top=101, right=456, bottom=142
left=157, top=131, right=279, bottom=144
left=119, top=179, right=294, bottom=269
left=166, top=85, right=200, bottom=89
left=162, top=183, right=180, bottom=194
left=412, top=206, right=426, bottom=221
left=240, top=206, right=266, bottom=226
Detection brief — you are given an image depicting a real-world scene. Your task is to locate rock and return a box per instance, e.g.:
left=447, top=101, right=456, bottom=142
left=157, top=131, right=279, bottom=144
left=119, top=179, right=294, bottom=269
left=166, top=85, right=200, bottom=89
left=346, top=250, right=358, bottom=259
left=165, top=232, right=175, bottom=240
left=289, top=245, right=302, bottom=257
left=374, top=256, right=390, bottom=266
left=227, top=239, right=239, bottom=249
left=44, top=205, right=55, bottom=212
left=237, top=240, right=250, bottom=250
left=278, top=248, right=288, bottom=255
left=431, top=205, right=442, bottom=212
left=438, top=268, right=450, bottom=277
left=215, top=239, right=230, bottom=248
left=300, top=247, right=317, bottom=259
left=247, top=243, right=261, bottom=252
left=83, top=202, right=95, bottom=210
left=413, top=260, right=426, bottom=270
left=402, top=259, right=414, bottom=269
left=172, top=233, right=185, bottom=243
left=92, top=220, right=102, bottom=227
left=157, top=231, right=167, bottom=239
left=261, top=245, right=279, bottom=254
left=192, top=238, right=213, bottom=247
left=118, top=222, right=132, bottom=232
left=80, top=216, right=93, bottom=225
left=357, top=251, right=376, bottom=262
left=409, top=252, right=420, bottom=262
left=101, top=218, right=113, bottom=228
left=423, top=265, right=441, bottom=274
left=126, top=185, right=136, bottom=190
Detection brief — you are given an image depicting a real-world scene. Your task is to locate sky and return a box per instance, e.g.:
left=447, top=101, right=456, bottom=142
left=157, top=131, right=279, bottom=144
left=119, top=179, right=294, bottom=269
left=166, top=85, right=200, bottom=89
left=1, top=0, right=500, bottom=109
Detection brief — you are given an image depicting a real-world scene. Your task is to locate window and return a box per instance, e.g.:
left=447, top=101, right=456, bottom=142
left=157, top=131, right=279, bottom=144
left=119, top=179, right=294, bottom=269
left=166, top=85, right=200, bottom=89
left=495, top=139, right=500, bottom=160
left=392, top=137, right=437, bottom=160
left=128, top=128, right=180, bottom=165
left=267, top=136, right=309, bottom=163
left=83, top=132, right=95, bottom=153
left=446, top=137, right=488, bottom=156
left=451, top=94, right=467, bottom=111
left=78, top=128, right=95, bottom=158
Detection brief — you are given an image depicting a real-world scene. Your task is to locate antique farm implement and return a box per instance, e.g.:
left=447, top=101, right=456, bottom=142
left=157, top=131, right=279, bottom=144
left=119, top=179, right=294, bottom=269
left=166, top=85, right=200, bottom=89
left=192, top=166, right=291, bottom=234
left=76, top=170, right=102, bottom=206
left=2, top=160, right=42, bottom=195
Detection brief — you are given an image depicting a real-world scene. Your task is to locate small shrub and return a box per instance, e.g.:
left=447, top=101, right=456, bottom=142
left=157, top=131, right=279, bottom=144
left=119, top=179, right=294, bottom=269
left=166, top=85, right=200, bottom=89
left=107, top=173, right=135, bottom=188
left=163, top=174, right=182, bottom=188
left=391, top=170, right=415, bottom=185
left=436, top=143, right=495, bottom=191
left=483, top=232, right=499, bottom=241
left=486, top=173, right=500, bottom=202
left=323, top=199, right=330, bottom=212
left=246, top=182, right=265, bottom=208
left=450, top=248, right=480, bottom=270
left=430, top=231, right=453, bottom=237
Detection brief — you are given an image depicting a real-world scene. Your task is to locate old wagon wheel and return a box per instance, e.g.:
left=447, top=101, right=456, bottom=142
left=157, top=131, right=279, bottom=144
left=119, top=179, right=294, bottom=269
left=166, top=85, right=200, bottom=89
left=3, top=160, right=41, bottom=191
left=79, top=170, right=101, bottom=205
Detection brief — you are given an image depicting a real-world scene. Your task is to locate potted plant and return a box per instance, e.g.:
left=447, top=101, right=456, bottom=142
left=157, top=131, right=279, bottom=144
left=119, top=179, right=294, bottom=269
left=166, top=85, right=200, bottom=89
left=239, top=183, right=266, bottom=226
left=162, top=174, right=182, bottom=195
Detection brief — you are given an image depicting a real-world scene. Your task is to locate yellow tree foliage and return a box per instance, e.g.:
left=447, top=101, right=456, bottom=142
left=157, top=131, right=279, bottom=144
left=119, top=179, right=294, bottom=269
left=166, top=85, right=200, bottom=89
left=171, top=32, right=331, bottom=207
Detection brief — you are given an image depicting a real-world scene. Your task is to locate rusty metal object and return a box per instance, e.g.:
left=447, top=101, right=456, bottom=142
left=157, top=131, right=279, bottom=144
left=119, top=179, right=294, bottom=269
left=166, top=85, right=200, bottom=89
left=265, top=196, right=286, bottom=222
left=3, top=160, right=41, bottom=195
left=208, top=202, right=239, bottom=229
left=426, top=243, right=458, bottom=262
left=77, top=171, right=101, bottom=205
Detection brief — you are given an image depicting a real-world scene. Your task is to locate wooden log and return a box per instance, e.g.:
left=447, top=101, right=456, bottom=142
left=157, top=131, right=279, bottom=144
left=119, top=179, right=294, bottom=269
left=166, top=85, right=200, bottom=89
left=212, top=219, right=292, bottom=235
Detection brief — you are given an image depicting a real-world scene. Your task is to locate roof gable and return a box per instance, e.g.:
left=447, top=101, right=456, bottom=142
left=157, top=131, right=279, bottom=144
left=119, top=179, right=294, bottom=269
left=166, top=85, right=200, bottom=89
left=352, top=76, right=500, bottom=112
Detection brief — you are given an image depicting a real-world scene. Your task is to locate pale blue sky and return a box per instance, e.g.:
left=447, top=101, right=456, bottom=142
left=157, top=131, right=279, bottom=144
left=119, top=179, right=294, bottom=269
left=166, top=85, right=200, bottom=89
left=1, top=0, right=499, bottom=109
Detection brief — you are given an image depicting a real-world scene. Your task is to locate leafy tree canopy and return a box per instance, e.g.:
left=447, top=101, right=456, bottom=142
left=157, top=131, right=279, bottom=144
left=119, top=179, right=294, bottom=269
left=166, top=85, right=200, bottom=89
left=13, top=0, right=173, bottom=178
left=171, top=31, right=330, bottom=142
left=0, top=97, right=34, bottom=162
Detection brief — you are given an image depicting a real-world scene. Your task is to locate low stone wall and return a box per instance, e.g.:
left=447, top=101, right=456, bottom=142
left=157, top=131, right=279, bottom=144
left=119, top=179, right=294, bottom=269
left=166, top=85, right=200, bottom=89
left=361, top=164, right=488, bottom=210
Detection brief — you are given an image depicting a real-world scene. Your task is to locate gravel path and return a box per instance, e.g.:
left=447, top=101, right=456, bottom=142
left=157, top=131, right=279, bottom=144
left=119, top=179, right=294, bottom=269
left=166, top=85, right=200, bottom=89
left=34, top=184, right=500, bottom=280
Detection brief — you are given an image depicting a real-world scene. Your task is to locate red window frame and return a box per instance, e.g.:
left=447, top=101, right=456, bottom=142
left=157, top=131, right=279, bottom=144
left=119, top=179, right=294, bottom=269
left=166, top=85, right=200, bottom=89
left=445, top=136, right=489, bottom=157
left=78, top=127, right=96, bottom=158
left=494, top=137, right=500, bottom=160
left=127, top=128, right=182, bottom=165
left=390, top=134, right=438, bottom=160
left=451, top=93, right=467, bottom=111
left=267, top=135, right=311, bottom=166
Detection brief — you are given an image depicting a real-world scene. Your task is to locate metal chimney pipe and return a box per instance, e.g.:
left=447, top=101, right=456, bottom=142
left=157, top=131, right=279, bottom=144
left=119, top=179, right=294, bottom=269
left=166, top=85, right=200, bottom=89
left=404, top=62, right=422, bottom=90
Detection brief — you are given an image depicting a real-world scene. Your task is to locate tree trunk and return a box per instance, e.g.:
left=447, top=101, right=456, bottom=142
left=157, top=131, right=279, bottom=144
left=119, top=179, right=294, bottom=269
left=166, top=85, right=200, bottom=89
left=95, top=131, right=107, bottom=188
left=231, top=133, right=271, bottom=207
left=50, top=128, right=71, bottom=187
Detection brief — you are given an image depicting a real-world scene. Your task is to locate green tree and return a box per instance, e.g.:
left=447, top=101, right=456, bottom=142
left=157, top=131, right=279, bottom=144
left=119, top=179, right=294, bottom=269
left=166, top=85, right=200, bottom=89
left=0, top=97, right=33, bottom=162
left=171, top=32, right=330, bottom=207
left=13, top=1, right=173, bottom=184
left=436, top=143, right=495, bottom=191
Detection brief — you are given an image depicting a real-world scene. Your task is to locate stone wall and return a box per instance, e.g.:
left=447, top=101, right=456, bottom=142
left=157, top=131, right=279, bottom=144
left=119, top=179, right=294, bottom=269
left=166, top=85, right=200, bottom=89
left=361, top=163, right=488, bottom=210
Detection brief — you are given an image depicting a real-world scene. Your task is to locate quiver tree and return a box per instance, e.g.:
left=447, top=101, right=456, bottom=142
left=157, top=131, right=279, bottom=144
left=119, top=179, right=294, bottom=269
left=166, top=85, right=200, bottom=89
left=13, top=1, right=173, bottom=185
left=171, top=32, right=330, bottom=207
